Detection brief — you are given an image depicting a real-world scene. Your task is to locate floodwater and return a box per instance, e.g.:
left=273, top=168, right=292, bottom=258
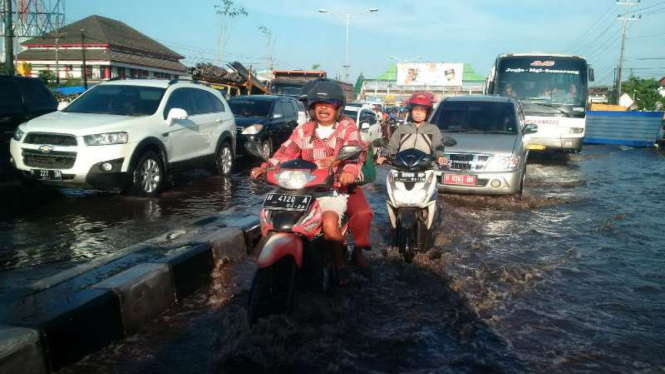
left=28, top=146, right=665, bottom=373
left=0, top=159, right=271, bottom=289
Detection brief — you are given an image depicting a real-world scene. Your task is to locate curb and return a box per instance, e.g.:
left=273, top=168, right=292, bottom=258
left=0, top=212, right=260, bottom=374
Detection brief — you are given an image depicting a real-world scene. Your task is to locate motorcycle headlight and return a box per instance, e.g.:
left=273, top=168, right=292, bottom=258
left=242, top=124, right=263, bottom=135
left=486, top=155, right=519, bottom=171
left=84, top=132, right=129, bottom=146
left=12, top=127, right=26, bottom=141
left=277, top=170, right=314, bottom=190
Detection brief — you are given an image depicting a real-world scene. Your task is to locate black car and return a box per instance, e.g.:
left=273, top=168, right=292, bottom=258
left=228, top=95, right=300, bottom=159
left=0, top=75, right=58, bottom=177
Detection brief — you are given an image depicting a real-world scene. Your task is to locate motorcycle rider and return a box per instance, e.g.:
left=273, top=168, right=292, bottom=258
left=251, top=79, right=369, bottom=284
left=377, top=92, right=448, bottom=166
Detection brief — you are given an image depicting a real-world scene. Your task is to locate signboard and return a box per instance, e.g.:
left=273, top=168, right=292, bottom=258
left=396, top=63, right=463, bottom=86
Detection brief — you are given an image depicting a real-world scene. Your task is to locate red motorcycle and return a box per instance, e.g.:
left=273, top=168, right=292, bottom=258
left=244, top=142, right=363, bottom=322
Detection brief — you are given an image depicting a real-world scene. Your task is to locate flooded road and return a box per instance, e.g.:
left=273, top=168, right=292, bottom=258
left=21, top=146, right=665, bottom=373
left=0, top=159, right=272, bottom=289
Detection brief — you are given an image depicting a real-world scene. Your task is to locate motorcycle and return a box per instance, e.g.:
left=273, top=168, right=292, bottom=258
left=374, top=137, right=456, bottom=263
left=244, top=141, right=363, bottom=322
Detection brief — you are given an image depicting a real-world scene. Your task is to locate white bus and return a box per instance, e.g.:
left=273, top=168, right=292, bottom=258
left=487, top=53, right=594, bottom=153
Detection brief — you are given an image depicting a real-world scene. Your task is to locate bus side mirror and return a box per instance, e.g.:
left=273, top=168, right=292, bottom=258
left=588, top=68, right=595, bottom=82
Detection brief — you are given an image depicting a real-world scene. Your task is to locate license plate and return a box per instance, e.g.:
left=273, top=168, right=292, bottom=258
left=32, top=169, right=63, bottom=181
left=394, top=172, right=426, bottom=183
left=263, top=193, right=313, bottom=211
left=443, top=174, right=476, bottom=186
left=527, top=144, right=546, bottom=150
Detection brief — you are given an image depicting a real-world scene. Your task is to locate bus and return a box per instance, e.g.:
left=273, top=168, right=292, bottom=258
left=487, top=53, right=594, bottom=153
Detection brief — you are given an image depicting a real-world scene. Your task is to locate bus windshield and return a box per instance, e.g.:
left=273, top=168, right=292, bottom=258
left=495, top=56, right=587, bottom=109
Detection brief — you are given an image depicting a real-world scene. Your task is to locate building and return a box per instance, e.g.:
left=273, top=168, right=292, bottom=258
left=358, top=62, right=486, bottom=105
left=16, top=15, right=187, bottom=82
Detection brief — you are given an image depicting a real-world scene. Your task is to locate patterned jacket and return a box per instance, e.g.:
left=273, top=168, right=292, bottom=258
left=261, top=118, right=366, bottom=187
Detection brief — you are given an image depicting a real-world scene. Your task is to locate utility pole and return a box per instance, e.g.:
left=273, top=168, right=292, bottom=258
left=80, top=28, right=87, bottom=89
left=3, top=0, right=14, bottom=75
left=615, top=0, right=640, bottom=104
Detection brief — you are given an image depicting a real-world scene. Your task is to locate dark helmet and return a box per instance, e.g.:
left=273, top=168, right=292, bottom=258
left=304, top=78, right=346, bottom=121
left=299, top=79, right=318, bottom=104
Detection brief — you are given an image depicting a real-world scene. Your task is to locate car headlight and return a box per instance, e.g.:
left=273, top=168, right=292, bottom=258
left=242, top=124, right=263, bottom=135
left=84, top=132, right=129, bottom=146
left=12, top=127, right=25, bottom=141
left=276, top=170, right=315, bottom=190
left=568, top=127, right=584, bottom=134
left=486, top=155, right=520, bottom=171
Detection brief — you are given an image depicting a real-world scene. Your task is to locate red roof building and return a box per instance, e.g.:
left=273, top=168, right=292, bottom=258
left=17, top=15, right=187, bottom=82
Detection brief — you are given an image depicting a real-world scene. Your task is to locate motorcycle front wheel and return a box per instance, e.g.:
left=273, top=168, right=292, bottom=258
left=248, top=256, right=297, bottom=323
left=397, top=226, right=416, bottom=264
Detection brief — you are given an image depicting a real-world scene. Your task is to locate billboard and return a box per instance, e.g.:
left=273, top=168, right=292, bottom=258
left=396, top=63, right=464, bottom=86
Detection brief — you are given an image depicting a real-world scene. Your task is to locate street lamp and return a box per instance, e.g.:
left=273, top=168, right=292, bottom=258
left=318, top=7, right=378, bottom=83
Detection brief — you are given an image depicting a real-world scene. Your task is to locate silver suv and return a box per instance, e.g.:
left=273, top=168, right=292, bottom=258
left=431, top=96, right=538, bottom=195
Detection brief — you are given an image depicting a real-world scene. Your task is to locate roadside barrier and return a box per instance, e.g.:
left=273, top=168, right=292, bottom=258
left=0, top=210, right=260, bottom=374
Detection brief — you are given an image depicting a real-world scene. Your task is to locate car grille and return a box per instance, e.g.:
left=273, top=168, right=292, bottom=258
left=22, top=149, right=77, bottom=169
left=24, top=133, right=77, bottom=146
left=446, top=153, right=490, bottom=171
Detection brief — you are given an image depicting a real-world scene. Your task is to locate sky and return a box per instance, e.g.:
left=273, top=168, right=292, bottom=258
left=64, top=0, right=665, bottom=86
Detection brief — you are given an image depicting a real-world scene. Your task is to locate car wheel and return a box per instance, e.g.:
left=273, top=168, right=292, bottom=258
left=132, top=151, right=164, bottom=197
left=517, top=169, right=526, bottom=197
left=261, top=139, right=273, bottom=160
left=215, top=142, right=234, bottom=176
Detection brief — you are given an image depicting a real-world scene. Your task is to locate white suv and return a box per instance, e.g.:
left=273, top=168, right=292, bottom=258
left=10, top=79, right=236, bottom=196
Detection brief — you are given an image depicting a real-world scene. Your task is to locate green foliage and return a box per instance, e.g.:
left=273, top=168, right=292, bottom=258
left=38, top=70, right=56, bottom=86
left=0, top=62, right=6, bottom=75
left=312, top=64, right=321, bottom=70
left=621, top=76, right=665, bottom=111
left=216, top=0, right=248, bottom=17
left=63, top=78, right=83, bottom=87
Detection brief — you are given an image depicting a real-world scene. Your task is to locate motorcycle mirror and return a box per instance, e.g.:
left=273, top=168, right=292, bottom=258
left=372, top=138, right=387, bottom=148
left=442, top=136, right=457, bottom=147
left=244, top=141, right=268, bottom=161
left=336, top=145, right=362, bottom=161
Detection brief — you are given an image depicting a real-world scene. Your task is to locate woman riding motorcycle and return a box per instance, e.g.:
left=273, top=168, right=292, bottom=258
left=251, top=79, right=369, bottom=284
left=377, top=92, right=448, bottom=166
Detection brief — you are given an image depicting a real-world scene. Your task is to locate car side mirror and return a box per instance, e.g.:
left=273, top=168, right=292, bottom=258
left=524, top=124, right=538, bottom=135
left=336, top=145, right=363, bottom=161
left=360, top=122, right=370, bottom=130
left=273, top=113, right=283, bottom=119
left=442, top=136, right=457, bottom=147
left=166, top=108, right=188, bottom=126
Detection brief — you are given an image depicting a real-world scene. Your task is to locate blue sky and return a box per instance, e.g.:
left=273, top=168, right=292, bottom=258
left=66, top=0, right=665, bottom=86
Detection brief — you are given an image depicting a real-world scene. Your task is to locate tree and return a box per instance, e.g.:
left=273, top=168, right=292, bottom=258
left=621, top=76, right=665, bottom=111
left=215, top=0, right=248, bottom=65
left=38, top=70, right=56, bottom=87
left=312, top=64, right=321, bottom=70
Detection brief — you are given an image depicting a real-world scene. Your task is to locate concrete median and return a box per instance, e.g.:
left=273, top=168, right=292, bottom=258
left=0, top=213, right=260, bottom=374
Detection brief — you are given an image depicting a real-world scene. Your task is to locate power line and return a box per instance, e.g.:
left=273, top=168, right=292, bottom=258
left=564, top=2, right=616, bottom=52
left=627, top=31, right=665, bottom=39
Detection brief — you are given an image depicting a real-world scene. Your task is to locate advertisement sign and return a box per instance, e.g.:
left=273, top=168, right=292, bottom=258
left=396, top=63, right=463, bottom=86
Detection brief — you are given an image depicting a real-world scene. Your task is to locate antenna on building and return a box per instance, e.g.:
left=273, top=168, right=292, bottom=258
left=1, top=0, right=65, bottom=74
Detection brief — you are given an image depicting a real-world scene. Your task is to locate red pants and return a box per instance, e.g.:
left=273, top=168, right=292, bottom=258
left=346, top=186, right=374, bottom=248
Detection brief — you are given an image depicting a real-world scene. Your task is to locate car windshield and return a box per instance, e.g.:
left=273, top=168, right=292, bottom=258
left=343, top=109, right=358, bottom=119
left=271, top=84, right=303, bottom=96
left=64, top=85, right=165, bottom=116
left=435, top=101, right=518, bottom=134
left=228, top=99, right=272, bottom=117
